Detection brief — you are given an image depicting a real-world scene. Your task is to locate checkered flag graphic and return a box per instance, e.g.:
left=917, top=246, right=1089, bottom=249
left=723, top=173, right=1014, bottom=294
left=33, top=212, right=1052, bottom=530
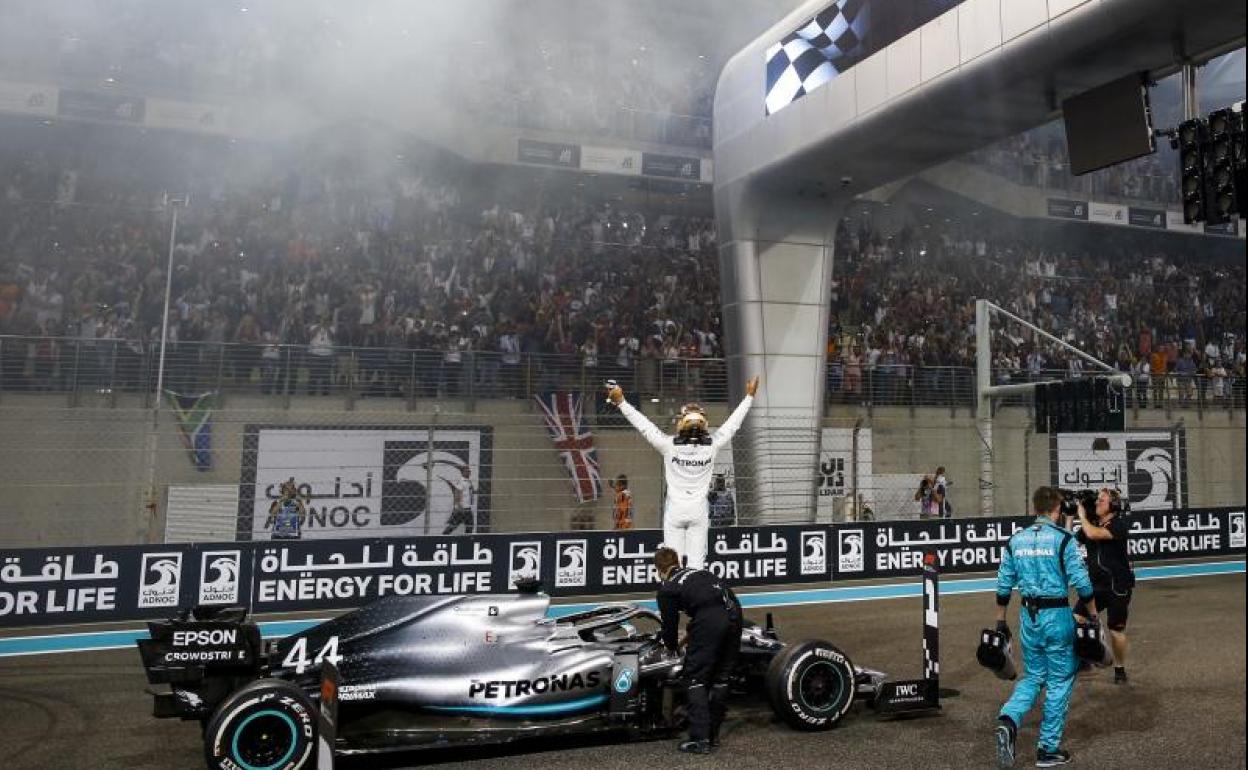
left=765, top=0, right=869, bottom=116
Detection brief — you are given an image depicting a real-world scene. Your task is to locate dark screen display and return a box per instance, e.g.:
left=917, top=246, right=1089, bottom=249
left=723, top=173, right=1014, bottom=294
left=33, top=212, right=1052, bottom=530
left=1062, top=74, right=1155, bottom=175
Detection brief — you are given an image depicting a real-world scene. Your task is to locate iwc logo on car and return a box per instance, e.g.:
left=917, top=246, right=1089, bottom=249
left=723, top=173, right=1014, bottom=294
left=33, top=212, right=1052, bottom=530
left=555, top=540, right=587, bottom=588
left=800, top=531, right=827, bottom=576
left=508, top=541, right=542, bottom=587
left=837, top=530, right=864, bottom=574
left=137, top=552, right=183, bottom=608
left=197, top=550, right=240, bottom=605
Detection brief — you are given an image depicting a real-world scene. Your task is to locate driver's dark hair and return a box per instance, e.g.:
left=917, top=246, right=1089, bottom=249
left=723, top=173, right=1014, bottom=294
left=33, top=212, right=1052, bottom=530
left=1033, top=486, right=1061, bottom=514
left=654, top=547, right=681, bottom=574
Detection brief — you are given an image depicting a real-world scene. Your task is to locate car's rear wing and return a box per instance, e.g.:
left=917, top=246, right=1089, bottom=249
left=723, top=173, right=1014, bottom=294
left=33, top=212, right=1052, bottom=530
left=136, top=605, right=266, bottom=720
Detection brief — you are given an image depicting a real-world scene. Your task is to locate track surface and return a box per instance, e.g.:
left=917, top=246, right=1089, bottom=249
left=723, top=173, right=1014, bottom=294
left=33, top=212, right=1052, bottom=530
left=0, top=573, right=1242, bottom=770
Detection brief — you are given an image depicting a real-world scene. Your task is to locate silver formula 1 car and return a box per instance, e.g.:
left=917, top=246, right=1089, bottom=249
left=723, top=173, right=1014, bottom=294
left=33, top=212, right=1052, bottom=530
left=138, top=583, right=919, bottom=770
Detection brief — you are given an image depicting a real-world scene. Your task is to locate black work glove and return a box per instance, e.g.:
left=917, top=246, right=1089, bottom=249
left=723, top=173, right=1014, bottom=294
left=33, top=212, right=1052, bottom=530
left=995, top=620, right=1012, bottom=641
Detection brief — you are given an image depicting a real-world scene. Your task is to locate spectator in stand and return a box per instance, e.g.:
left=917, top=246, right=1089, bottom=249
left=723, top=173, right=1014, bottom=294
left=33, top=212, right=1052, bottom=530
left=1, top=122, right=1243, bottom=413
left=1176, top=350, right=1197, bottom=405
left=1133, top=356, right=1150, bottom=408
left=1210, top=358, right=1228, bottom=404
left=306, top=318, right=335, bottom=395
left=1150, top=347, right=1168, bottom=407
left=844, top=345, right=863, bottom=399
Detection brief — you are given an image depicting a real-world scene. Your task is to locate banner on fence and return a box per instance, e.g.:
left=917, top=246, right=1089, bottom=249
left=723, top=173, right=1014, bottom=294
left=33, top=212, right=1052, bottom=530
left=238, top=425, right=494, bottom=540
left=816, top=428, right=873, bottom=519
left=0, top=543, right=254, bottom=626
left=239, top=524, right=826, bottom=614
left=143, top=97, right=229, bottom=135
left=2, top=509, right=1239, bottom=627
left=0, top=80, right=57, bottom=117
left=1052, top=430, right=1187, bottom=510
left=1047, top=198, right=1089, bottom=220
left=641, top=152, right=701, bottom=180
left=1127, top=206, right=1166, bottom=229
left=517, top=139, right=580, bottom=168
left=1088, top=201, right=1127, bottom=226
left=57, top=89, right=145, bottom=124
left=831, top=507, right=1242, bottom=580
left=580, top=145, right=642, bottom=176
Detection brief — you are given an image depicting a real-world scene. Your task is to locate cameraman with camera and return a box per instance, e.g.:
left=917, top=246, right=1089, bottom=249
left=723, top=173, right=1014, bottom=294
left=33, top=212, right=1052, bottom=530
left=1071, top=488, right=1135, bottom=684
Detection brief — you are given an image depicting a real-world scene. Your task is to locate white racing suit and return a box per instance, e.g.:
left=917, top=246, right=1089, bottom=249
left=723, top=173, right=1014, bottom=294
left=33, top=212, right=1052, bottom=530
left=618, top=395, right=754, bottom=568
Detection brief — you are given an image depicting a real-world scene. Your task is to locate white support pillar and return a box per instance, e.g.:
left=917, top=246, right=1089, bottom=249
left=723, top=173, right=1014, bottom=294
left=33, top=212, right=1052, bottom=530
left=975, top=299, right=994, bottom=517
left=720, top=232, right=836, bottom=523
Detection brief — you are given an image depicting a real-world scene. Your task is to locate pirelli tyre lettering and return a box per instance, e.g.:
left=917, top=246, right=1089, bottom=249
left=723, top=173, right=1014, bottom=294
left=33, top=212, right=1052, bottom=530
left=205, top=680, right=316, bottom=770
left=766, top=640, right=856, bottom=731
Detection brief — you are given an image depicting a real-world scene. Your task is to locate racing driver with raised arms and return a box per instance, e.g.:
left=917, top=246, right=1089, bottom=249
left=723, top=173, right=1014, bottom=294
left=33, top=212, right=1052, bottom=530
left=607, top=376, right=759, bottom=568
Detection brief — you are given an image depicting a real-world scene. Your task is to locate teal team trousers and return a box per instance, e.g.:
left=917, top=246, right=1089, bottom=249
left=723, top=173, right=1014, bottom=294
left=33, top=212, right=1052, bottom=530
left=999, top=606, right=1077, bottom=753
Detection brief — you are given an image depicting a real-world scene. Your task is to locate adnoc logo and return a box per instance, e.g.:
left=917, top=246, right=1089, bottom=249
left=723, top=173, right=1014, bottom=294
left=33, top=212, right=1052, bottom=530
left=837, top=530, right=864, bottom=574
left=508, top=541, right=542, bottom=588
left=800, top=531, right=828, bottom=576
left=198, top=550, right=240, bottom=605
left=138, top=552, right=183, bottom=608
left=555, top=539, right=587, bottom=588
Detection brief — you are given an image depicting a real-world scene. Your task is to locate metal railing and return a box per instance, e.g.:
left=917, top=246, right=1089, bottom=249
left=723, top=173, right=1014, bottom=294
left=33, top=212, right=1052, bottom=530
left=0, top=335, right=730, bottom=406
left=2, top=335, right=1243, bottom=412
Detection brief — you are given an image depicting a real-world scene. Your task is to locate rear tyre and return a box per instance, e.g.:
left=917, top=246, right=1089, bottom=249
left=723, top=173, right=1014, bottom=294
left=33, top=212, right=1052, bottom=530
left=203, top=679, right=317, bottom=770
left=766, top=639, right=856, bottom=731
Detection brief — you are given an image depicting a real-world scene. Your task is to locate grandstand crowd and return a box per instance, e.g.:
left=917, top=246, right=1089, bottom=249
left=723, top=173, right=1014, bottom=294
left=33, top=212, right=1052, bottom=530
left=827, top=211, right=1245, bottom=406
left=0, top=127, right=724, bottom=399
left=461, top=42, right=715, bottom=147
left=969, top=126, right=1180, bottom=204
left=0, top=123, right=1244, bottom=407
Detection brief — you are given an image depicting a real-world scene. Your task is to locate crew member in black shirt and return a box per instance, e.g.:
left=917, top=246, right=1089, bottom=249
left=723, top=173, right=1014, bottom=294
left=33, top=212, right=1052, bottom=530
left=1073, top=488, right=1136, bottom=684
left=655, top=546, right=742, bottom=754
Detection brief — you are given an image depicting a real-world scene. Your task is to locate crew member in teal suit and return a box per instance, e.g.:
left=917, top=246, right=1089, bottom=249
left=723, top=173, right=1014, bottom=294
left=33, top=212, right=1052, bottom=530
left=992, top=486, right=1098, bottom=769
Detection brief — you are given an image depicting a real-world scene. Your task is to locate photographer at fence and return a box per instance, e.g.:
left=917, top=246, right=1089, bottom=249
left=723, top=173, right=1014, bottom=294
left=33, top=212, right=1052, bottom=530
left=1071, top=489, right=1136, bottom=684
left=442, top=465, right=478, bottom=535
left=268, top=479, right=308, bottom=540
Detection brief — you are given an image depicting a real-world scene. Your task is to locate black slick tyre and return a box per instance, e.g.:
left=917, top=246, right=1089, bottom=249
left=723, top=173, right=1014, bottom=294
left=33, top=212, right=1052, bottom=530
left=765, top=639, right=856, bottom=731
left=203, top=679, right=317, bottom=770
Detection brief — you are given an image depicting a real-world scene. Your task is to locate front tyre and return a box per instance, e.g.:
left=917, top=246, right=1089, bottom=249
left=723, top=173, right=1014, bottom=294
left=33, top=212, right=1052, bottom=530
left=766, top=639, right=856, bottom=731
left=203, top=679, right=317, bottom=770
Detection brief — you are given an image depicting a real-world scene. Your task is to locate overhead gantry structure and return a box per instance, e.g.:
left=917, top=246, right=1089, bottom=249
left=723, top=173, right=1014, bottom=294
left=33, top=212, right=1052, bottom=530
left=713, top=0, right=1245, bottom=520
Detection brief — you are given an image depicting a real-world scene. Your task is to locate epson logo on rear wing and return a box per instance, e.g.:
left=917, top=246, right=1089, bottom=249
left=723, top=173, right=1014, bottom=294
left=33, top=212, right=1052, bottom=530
left=172, top=629, right=238, bottom=647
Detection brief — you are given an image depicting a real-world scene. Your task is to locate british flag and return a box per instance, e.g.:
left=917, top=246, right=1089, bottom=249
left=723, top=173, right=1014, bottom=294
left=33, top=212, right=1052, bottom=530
left=534, top=392, right=602, bottom=503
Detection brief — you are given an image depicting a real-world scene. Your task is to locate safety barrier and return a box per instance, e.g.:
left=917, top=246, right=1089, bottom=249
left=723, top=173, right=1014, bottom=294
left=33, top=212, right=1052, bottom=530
left=3, top=336, right=1244, bottom=411
left=1, top=507, right=1241, bottom=628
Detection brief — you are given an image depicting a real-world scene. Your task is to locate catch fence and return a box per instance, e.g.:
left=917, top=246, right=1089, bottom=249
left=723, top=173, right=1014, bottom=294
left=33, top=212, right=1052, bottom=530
left=1, top=339, right=1243, bottom=550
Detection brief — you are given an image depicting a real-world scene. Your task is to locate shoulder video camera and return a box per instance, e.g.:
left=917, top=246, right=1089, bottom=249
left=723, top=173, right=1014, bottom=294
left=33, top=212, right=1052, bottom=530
left=1058, top=488, right=1101, bottom=521
left=1059, top=488, right=1127, bottom=523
